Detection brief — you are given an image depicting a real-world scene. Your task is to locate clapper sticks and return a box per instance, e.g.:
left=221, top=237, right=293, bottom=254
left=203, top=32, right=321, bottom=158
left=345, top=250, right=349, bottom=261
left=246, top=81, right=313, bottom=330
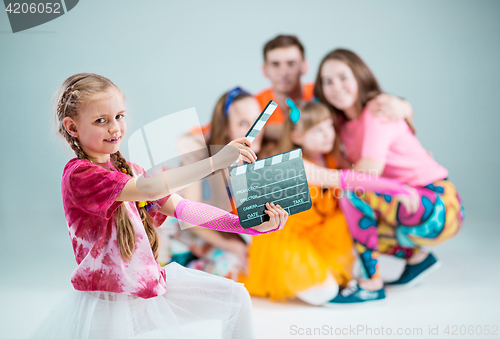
left=230, top=100, right=278, bottom=166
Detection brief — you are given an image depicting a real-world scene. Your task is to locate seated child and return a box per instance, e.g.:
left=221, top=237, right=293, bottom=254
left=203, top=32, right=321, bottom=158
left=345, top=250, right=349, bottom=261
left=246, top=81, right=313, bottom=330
left=242, top=101, right=354, bottom=305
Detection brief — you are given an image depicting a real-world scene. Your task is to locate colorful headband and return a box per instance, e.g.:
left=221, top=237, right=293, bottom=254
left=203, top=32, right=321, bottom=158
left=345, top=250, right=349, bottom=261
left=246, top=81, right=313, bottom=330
left=224, top=87, right=252, bottom=117
left=286, top=98, right=301, bottom=123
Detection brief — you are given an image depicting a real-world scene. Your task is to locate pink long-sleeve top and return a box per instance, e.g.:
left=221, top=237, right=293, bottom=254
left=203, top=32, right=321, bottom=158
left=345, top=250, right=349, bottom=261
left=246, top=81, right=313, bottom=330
left=340, top=110, right=448, bottom=187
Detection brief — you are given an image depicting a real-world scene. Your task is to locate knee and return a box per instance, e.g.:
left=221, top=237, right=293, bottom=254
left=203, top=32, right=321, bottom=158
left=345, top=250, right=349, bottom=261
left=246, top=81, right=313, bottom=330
left=233, top=282, right=252, bottom=305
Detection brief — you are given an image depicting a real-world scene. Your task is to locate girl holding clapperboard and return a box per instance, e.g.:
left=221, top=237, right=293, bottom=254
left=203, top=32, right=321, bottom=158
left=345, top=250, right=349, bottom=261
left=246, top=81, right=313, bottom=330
left=30, top=73, right=288, bottom=339
left=243, top=99, right=422, bottom=306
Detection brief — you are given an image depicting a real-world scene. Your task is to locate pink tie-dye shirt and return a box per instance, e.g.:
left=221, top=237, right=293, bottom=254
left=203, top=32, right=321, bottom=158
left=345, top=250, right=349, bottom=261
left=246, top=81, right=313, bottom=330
left=62, top=159, right=170, bottom=299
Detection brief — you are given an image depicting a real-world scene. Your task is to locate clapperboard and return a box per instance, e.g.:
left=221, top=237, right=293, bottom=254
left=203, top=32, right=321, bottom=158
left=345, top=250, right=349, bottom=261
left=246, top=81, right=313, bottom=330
left=229, top=149, right=312, bottom=228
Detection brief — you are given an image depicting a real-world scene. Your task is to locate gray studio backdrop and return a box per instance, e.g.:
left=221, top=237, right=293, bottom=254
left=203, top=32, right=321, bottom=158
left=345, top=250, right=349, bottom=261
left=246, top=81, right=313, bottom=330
left=1, top=0, right=499, bottom=290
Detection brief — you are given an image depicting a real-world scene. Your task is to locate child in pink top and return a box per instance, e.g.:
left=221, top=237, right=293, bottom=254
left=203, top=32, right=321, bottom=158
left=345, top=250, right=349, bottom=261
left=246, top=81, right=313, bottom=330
left=341, top=108, right=449, bottom=187
left=29, top=73, right=288, bottom=339
left=315, top=49, right=464, bottom=305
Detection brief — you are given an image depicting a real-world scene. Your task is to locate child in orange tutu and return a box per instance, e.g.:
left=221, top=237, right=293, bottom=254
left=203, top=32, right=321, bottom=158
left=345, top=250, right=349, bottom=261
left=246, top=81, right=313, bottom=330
left=242, top=100, right=354, bottom=305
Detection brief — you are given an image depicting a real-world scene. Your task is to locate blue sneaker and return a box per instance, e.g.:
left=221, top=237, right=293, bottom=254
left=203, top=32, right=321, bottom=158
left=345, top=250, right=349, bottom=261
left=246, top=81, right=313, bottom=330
left=324, top=281, right=385, bottom=305
left=386, top=253, right=441, bottom=289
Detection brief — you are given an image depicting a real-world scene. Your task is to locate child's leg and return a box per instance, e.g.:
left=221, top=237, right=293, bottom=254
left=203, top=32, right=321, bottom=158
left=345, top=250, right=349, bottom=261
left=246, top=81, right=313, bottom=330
left=394, top=179, right=464, bottom=248
left=378, top=221, right=420, bottom=259
left=377, top=221, right=431, bottom=268
left=339, top=187, right=432, bottom=284
left=339, top=190, right=383, bottom=284
left=366, top=179, right=463, bottom=251
left=340, top=179, right=464, bottom=286
left=163, top=262, right=255, bottom=339
left=28, top=266, right=255, bottom=339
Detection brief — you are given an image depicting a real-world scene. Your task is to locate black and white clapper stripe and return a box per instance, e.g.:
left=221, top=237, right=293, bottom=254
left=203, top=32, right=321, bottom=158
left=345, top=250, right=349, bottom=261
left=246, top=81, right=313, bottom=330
left=245, top=100, right=278, bottom=142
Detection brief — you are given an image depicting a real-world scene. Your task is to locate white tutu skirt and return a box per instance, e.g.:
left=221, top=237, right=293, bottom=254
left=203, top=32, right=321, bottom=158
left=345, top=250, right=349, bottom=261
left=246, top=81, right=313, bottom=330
left=29, top=263, right=255, bottom=339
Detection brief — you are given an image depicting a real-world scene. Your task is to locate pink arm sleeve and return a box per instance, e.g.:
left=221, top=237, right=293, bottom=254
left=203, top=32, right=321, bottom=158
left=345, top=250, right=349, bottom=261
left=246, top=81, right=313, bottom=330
left=340, top=170, right=412, bottom=196
left=174, top=199, right=276, bottom=235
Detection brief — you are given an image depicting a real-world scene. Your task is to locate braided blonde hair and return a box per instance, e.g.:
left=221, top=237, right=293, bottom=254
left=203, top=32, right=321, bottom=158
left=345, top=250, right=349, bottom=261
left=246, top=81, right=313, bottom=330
left=56, top=73, right=159, bottom=261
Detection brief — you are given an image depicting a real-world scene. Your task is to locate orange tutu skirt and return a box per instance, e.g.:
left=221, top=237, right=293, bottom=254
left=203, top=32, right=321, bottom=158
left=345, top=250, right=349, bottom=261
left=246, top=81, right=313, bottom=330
left=240, top=187, right=354, bottom=301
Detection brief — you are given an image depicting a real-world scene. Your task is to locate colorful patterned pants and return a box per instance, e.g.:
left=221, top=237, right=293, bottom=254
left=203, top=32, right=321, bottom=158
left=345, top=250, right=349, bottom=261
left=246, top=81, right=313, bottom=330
left=339, top=179, right=464, bottom=279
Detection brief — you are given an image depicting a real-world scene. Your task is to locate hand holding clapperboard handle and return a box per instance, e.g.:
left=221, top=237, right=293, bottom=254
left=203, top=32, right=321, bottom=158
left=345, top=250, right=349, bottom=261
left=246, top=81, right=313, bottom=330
left=229, top=100, right=313, bottom=228
left=213, top=100, right=278, bottom=168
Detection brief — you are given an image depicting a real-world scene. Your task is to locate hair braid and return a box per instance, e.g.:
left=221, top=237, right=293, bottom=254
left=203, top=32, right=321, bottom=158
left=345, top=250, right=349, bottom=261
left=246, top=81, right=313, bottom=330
left=115, top=204, right=136, bottom=261
left=111, top=151, right=133, bottom=175
left=111, top=151, right=159, bottom=260
left=71, top=138, right=91, bottom=162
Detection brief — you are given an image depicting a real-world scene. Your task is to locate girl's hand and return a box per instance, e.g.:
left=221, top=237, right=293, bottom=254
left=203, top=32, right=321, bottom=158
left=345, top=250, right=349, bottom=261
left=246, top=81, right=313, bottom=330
left=366, top=94, right=413, bottom=122
left=251, top=203, right=288, bottom=233
left=228, top=137, right=257, bottom=164
left=212, top=137, right=257, bottom=169
left=395, top=185, right=420, bottom=214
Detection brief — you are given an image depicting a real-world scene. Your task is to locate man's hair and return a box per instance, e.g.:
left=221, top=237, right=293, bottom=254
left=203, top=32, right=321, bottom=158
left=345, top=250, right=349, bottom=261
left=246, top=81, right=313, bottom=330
left=263, top=35, right=305, bottom=61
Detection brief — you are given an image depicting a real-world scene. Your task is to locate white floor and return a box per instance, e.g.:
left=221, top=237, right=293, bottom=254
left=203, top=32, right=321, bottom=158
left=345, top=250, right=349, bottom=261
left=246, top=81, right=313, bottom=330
left=1, top=216, right=499, bottom=339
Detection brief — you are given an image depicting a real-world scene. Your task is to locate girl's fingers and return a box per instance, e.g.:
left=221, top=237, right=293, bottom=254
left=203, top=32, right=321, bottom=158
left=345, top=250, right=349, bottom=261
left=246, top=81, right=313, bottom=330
left=263, top=210, right=276, bottom=229
left=271, top=204, right=283, bottom=229
left=280, top=210, right=288, bottom=228
left=239, top=137, right=253, bottom=148
left=236, top=138, right=256, bottom=155
left=274, top=203, right=287, bottom=216
left=266, top=203, right=279, bottom=226
left=240, top=148, right=257, bottom=163
left=232, top=142, right=257, bottom=162
left=267, top=205, right=279, bottom=221
left=242, top=146, right=257, bottom=160
left=397, top=195, right=418, bottom=214
left=239, top=138, right=257, bottom=159
left=280, top=205, right=288, bottom=222
left=405, top=186, right=420, bottom=214
left=400, top=198, right=411, bottom=212
left=232, top=136, right=252, bottom=147
left=411, top=193, right=420, bottom=214
left=275, top=204, right=287, bottom=230
left=229, top=138, right=256, bottom=158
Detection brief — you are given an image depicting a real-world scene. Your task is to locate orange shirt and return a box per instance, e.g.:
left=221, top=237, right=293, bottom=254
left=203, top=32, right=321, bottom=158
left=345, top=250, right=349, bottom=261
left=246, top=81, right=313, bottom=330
left=254, top=82, right=315, bottom=125
left=189, top=123, right=212, bottom=137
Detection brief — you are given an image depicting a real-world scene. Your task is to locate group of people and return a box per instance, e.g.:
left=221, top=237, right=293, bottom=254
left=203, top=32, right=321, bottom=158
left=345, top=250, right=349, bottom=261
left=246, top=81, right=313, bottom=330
left=164, top=35, right=464, bottom=306
left=30, top=35, right=464, bottom=338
